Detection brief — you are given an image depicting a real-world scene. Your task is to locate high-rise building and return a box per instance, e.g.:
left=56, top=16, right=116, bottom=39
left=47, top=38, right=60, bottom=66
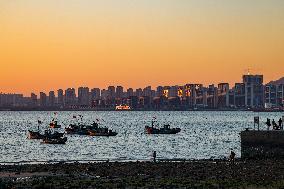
left=101, top=89, right=109, bottom=100
left=57, top=89, right=64, bottom=106
left=65, top=88, right=76, bottom=106
left=234, top=83, right=245, bottom=107
left=162, top=86, right=170, bottom=98
left=31, top=93, right=38, bottom=106
left=116, top=86, right=123, bottom=98
left=277, top=84, right=284, bottom=107
left=206, top=84, right=218, bottom=108
left=107, top=86, right=115, bottom=99
left=127, top=88, right=134, bottom=97
left=143, top=86, right=152, bottom=97
left=265, top=84, right=284, bottom=108
left=39, top=92, right=47, bottom=107
left=90, top=88, right=100, bottom=100
left=78, top=87, right=90, bottom=106
left=169, top=86, right=178, bottom=97
left=0, top=93, right=24, bottom=107
left=243, top=75, right=264, bottom=108
left=136, top=88, right=143, bottom=97
left=217, top=83, right=229, bottom=107
left=48, top=91, right=55, bottom=106
left=156, top=86, right=163, bottom=97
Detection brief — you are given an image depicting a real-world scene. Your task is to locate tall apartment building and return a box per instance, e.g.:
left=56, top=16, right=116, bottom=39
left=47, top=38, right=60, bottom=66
left=0, top=93, right=24, bottom=107
left=265, top=84, right=284, bottom=108
left=31, top=93, right=38, bottom=106
left=116, top=86, right=124, bottom=98
left=143, top=86, right=152, bottom=97
left=217, top=83, right=229, bottom=107
left=78, top=87, right=90, bottom=106
left=48, top=91, right=55, bottom=106
left=243, top=75, right=264, bottom=108
left=107, top=86, right=116, bottom=99
left=136, top=88, right=143, bottom=97
left=90, top=88, right=101, bottom=100
left=234, top=83, right=245, bottom=107
left=39, top=92, right=47, bottom=107
left=65, top=88, right=76, bottom=106
left=126, top=88, right=134, bottom=97
left=57, top=89, right=64, bottom=106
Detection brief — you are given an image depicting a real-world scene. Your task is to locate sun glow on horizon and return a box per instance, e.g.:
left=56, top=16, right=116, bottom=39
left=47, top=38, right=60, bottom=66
left=0, top=0, right=284, bottom=95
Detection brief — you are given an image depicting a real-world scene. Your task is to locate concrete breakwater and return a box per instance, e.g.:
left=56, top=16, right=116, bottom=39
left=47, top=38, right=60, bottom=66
left=241, top=130, right=284, bottom=159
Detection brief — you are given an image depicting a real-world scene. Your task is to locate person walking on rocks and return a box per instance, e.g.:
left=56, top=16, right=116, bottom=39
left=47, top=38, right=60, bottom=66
left=153, top=151, right=157, bottom=163
left=229, top=151, right=235, bottom=164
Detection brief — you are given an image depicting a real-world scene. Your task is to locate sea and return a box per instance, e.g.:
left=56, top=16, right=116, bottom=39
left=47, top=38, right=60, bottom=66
left=0, top=111, right=283, bottom=163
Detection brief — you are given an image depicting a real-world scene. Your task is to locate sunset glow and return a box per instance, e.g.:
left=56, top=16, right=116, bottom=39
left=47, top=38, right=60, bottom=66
left=1, top=0, right=284, bottom=95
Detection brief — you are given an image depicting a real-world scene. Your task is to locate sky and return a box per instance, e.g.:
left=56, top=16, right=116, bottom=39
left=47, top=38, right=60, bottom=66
left=0, top=0, right=284, bottom=95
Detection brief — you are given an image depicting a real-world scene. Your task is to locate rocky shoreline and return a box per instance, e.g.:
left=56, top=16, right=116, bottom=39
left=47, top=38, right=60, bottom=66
left=1, top=159, right=284, bottom=188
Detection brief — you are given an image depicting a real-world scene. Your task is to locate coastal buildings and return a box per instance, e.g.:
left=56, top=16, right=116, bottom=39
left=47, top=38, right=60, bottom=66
left=39, top=92, right=47, bottom=107
left=265, top=84, right=284, bottom=108
left=1, top=74, right=283, bottom=110
left=48, top=91, right=55, bottom=107
left=57, top=89, right=64, bottom=107
left=78, top=87, right=90, bottom=106
left=64, top=88, right=76, bottom=107
left=243, top=75, right=264, bottom=108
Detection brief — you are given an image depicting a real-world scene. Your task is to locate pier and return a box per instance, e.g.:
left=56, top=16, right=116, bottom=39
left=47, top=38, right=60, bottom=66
left=241, top=116, right=284, bottom=159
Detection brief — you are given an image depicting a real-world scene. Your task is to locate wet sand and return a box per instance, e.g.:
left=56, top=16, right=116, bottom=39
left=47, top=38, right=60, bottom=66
left=1, top=159, right=284, bottom=188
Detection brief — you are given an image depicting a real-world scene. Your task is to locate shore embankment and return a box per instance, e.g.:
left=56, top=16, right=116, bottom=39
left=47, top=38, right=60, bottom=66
left=1, top=159, right=284, bottom=188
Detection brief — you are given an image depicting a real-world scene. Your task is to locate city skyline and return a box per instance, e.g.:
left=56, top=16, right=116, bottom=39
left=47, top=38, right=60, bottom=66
left=0, top=73, right=283, bottom=97
left=1, top=74, right=283, bottom=111
left=1, top=0, right=284, bottom=95
left=0, top=73, right=273, bottom=97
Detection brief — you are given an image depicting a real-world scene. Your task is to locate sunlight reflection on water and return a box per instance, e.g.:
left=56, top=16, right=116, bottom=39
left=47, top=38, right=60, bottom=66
left=0, top=111, right=282, bottom=163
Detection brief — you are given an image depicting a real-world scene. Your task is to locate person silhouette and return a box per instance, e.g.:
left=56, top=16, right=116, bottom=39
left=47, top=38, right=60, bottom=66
left=272, top=119, right=277, bottom=130
left=153, top=151, right=157, bottom=163
left=279, top=118, right=283, bottom=130
left=266, top=118, right=271, bottom=130
left=229, top=151, right=236, bottom=164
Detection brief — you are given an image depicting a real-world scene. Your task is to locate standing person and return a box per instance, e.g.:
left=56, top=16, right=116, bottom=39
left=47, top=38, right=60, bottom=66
left=229, top=151, right=236, bottom=164
left=153, top=151, right=157, bottom=163
left=266, top=118, right=271, bottom=130
left=279, top=118, right=283, bottom=130
left=272, top=119, right=277, bottom=130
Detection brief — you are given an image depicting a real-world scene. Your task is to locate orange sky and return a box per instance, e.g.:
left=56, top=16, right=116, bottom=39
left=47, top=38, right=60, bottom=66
left=0, top=0, right=284, bottom=96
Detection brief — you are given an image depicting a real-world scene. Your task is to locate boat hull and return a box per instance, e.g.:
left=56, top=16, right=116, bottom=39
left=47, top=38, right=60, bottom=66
left=145, top=126, right=181, bottom=134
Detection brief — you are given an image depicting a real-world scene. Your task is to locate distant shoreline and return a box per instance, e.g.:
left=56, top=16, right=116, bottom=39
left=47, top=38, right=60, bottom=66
left=0, top=108, right=250, bottom=112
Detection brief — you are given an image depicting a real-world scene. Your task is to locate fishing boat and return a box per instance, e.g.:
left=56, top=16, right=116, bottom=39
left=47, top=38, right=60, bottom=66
left=66, top=120, right=118, bottom=136
left=88, top=128, right=118, bottom=136
left=28, top=130, right=64, bottom=139
left=65, top=124, right=88, bottom=135
left=49, top=120, right=61, bottom=128
left=28, top=130, right=44, bottom=139
left=41, top=137, right=67, bottom=144
left=145, top=120, right=181, bottom=134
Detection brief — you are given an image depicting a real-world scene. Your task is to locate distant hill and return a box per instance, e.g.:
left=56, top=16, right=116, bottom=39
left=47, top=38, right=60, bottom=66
left=267, top=77, right=284, bottom=85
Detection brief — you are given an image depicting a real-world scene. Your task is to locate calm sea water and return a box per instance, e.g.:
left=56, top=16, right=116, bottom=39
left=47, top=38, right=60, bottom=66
left=0, top=111, right=282, bottom=163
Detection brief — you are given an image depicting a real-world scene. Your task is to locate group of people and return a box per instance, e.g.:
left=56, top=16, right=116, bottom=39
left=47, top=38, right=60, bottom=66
left=265, top=118, right=283, bottom=130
